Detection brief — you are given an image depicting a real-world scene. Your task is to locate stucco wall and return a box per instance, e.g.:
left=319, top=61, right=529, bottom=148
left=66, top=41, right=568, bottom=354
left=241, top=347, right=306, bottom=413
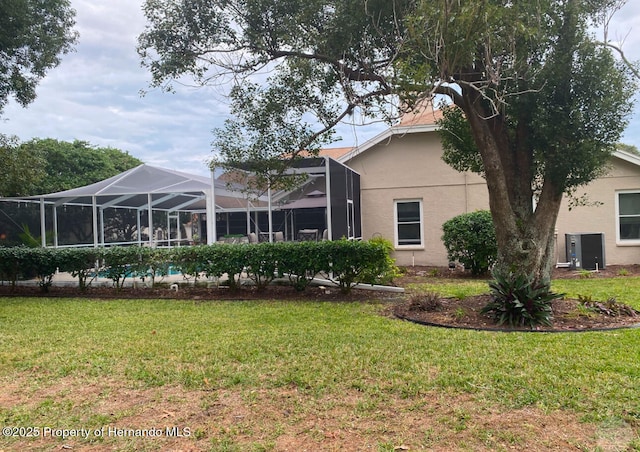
left=346, top=132, right=489, bottom=266
left=345, top=131, right=640, bottom=268
left=554, top=159, right=640, bottom=267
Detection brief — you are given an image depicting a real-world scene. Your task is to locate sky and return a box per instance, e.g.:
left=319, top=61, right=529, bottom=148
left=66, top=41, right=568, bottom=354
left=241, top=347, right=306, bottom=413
left=1, top=1, right=640, bottom=178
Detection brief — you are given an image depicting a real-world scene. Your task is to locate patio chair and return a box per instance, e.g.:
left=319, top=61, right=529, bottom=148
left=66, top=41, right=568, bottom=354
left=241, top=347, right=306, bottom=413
left=298, top=229, right=318, bottom=241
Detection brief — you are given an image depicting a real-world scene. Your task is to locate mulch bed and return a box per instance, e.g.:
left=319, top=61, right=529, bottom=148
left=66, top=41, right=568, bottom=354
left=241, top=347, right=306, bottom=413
left=2, top=264, right=640, bottom=332
left=392, top=294, right=640, bottom=332
left=0, top=281, right=399, bottom=302
left=392, top=264, right=640, bottom=332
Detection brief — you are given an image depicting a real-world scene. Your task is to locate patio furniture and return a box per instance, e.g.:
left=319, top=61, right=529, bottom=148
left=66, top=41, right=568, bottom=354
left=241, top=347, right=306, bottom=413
left=298, top=229, right=318, bottom=241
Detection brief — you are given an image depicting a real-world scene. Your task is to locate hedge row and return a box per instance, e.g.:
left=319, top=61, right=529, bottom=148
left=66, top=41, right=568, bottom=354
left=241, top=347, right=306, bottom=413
left=0, top=239, right=398, bottom=294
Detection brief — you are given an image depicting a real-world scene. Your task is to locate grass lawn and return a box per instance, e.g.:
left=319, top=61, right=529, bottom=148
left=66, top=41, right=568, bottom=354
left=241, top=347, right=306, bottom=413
left=0, top=277, right=639, bottom=451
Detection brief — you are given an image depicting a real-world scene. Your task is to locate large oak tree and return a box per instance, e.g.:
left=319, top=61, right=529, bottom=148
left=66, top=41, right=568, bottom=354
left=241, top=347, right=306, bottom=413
left=0, top=0, right=78, bottom=115
left=138, top=0, right=636, bottom=285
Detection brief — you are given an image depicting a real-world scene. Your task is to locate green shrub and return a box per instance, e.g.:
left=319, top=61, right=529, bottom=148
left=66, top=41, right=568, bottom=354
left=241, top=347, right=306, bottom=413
left=0, top=246, right=31, bottom=288
left=359, top=236, right=400, bottom=285
left=442, top=210, right=497, bottom=275
left=275, top=241, right=329, bottom=291
left=198, top=244, right=245, bottom=290
left=481, top=272, right=562, bottom=328
left=24, top=247, right=64, bottom=292
left=101, top=246, right=144, bottom=289
left=171, top=245, right=206, bottom=283
left=324, top=239, right=390, bottom=294
left=136, top=247, right=171, bottom=287
left=242, top=242, right=280, bottom=291
left=57, top=247, right=102, bottom=290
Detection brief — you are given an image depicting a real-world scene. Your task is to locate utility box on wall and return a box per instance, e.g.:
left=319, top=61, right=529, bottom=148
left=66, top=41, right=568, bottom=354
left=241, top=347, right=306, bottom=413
left=565, top=233, right=606, bottom=270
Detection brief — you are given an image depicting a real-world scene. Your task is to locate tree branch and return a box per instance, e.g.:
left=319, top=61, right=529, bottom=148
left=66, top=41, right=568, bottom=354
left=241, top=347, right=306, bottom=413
left=596, top=41, right=640, bottom=80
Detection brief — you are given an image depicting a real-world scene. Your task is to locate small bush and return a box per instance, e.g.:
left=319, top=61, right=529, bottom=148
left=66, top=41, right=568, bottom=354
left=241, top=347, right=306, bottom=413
left=359, top=236, right=400, bottom=286
left=481, top=272, right=562, bottom=328
left=442, top=210, right=497, bottom=275
left=242, top=242, right=280, bottom=291
left=101, top=246, right=143, bottom=289
left=578, top=295, right=639, bottom=317
left=171, top=245, right=207, bottom=283
left=204, top=244, right=246, bottom=290
left=408, top=292, right=442, bottom=312
left=57, top=247, right=102, bottom=290
left=22, top=247, right=61, bottom=292
left=324, top=239, right=391, bottom=294
left=0, top=246, right=32, bottom=287
left=276, top=241, right=329, bottom=291
left=577, top=269, right=593, bottom=279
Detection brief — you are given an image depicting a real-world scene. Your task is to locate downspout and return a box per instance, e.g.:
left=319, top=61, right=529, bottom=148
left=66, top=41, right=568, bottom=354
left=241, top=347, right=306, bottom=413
left=464, top=172, right=469, bottom=213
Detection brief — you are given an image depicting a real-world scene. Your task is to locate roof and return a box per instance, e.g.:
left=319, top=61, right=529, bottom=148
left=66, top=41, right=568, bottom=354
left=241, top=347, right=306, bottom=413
left=613, top=149, right=640, bottom=167
left=333, top=103, right=441, bottom=163
left=318, top=147, right=354, bottom=160
left=279, top=194, right=327, bottom=210
left=329, top=104, right=640, bottom=171
left=398, top=104, right=444, bottom=127
left=6, top=164, right=268, bottom=212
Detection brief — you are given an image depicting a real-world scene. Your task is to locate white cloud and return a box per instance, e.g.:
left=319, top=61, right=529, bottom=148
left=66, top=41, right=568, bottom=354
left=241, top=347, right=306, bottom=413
left=1, top=0, right=639, bottom=179
left=2, top=0, right=233, bottom=177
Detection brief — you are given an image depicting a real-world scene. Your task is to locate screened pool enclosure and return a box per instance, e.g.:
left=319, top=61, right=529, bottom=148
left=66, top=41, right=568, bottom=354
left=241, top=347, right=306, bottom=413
left=0, top=158, right=361, bottom=248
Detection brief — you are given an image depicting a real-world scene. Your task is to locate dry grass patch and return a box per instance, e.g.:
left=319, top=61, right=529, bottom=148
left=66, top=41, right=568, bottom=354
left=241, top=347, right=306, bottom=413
left=1, top=374, right=634, bottom=451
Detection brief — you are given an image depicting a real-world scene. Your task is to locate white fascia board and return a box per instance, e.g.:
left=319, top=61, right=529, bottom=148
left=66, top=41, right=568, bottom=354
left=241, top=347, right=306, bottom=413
left=613, top=150, right=640, bottom=167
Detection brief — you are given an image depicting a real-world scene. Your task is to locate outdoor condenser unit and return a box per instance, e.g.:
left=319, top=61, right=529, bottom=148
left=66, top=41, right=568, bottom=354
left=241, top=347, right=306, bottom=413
left=565, top=233, right=606, bottom=270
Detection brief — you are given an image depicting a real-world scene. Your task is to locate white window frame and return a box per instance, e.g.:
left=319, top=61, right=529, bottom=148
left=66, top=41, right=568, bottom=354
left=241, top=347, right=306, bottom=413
left=394, top=199, right=424, bottom=249
left=615, top=190, right=640, bottom=246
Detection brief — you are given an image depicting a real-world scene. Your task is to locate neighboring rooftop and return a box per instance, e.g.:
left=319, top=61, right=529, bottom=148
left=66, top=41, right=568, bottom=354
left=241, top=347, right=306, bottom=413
left=318, top=146, right=353, bottom=160
left=398, top=103, right=444, bottom=127
left=319, top=104, right=444, bottom=161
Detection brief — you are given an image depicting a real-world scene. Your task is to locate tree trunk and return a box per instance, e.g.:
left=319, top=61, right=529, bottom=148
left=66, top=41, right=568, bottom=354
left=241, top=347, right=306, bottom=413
left=461, top=98, right=564, bottom=286
left=491, top=197, right=562, bottom=286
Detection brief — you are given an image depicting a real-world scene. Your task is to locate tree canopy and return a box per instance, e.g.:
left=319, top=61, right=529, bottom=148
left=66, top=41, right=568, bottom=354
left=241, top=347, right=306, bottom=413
left=0, top=138, right=142, bottom=197
left=138, top=0, right=637, bottom=285
left=0, top=135, right=46, bottom=197
left=0, top=0, right=78, bottom=115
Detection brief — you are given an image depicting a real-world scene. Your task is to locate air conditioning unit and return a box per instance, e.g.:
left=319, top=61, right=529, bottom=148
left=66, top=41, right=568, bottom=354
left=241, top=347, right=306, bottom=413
left=565, top=233, right=605, bottom=270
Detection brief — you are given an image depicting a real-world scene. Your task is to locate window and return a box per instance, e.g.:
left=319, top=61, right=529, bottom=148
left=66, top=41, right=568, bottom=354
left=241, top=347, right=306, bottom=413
left=394, top=200, right=423, bottom=247
left=617, top=191, right=640, bottom=243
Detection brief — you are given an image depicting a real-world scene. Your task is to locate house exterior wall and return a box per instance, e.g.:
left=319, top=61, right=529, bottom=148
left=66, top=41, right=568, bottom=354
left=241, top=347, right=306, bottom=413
left=344, top=130, right=640, bottom=268
left=345, top=132, right=489, bottom=266
left=554, top=158, right=640, bottom=267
